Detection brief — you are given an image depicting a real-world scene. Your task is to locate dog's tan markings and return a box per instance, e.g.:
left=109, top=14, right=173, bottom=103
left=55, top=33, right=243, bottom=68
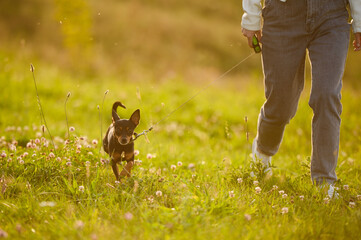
left=124, top=152, right=134, bottom=161
left=112, top=152, right=122, bottom=160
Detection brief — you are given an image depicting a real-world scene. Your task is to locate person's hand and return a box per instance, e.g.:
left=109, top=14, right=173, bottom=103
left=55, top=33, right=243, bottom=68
left=242, top=28, right=262, bottom=48
left=353, top=32, right=361, bottom=51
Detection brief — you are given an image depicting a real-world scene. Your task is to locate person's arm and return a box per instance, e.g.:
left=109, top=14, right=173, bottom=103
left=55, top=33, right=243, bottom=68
left=349, top=0, right=361, bottom=51
left=241, top=0, right=263, bottom=48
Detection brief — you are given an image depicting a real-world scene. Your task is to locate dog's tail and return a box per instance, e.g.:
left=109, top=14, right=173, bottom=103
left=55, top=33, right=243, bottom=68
left=112, top=101, right=126, bottom=122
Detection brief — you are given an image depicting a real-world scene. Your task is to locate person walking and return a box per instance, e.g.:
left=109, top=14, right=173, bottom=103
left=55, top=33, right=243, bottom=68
left=241, top=0, right=361, bottom=197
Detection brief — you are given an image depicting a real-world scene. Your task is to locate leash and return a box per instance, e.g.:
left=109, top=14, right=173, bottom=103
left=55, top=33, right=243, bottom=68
left=132, top=51, right=257, bottom=142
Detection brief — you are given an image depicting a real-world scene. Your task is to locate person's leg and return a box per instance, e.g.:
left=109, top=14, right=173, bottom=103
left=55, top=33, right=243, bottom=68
left=257, top=0, right=308, bottom=156
left=307, top=0, right=350, bottom=184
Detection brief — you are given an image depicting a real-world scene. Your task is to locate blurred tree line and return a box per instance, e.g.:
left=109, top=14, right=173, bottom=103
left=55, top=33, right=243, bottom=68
left=0, top=0, right=359, bottom=84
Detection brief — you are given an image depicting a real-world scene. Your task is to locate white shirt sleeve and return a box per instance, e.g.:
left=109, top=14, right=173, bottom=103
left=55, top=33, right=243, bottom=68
left=349, top=0, right=361, bottom=33
left=241, top=0, right=263, bottom=31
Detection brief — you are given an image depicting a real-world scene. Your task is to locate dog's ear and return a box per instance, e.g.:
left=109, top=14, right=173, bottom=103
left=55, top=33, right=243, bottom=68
left=130, top=109, right=140, bottom=126
left=112, top=109, right=120, bottom=123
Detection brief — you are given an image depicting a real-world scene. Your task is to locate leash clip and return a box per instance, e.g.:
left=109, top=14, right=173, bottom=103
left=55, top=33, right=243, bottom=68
left=132, top=126, right=153, bottom=143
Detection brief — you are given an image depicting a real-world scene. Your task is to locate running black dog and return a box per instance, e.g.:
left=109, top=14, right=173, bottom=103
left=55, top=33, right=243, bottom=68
left=103, top=101, right=140, bottom=180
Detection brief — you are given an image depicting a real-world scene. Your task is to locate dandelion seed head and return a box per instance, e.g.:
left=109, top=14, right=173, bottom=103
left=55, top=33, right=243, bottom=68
left=39, top=201, right=56, bottom=207
left=0, top=228, right=8, bottom=238
left=278, top=190, right=285, bottom=195
left=74, top=220, right=84, bottom=230
left=281, top=207, right=289, bottom=214
left=124, top=212, right=133, bottom=221
left=349, top=202, right=356, bottom=208
left=255, top=187, right=262, bottom=194
left=147, top=153, right=153, bottom=159
left=282, top=194, right=288, bottom=199
left=244, top=214, right=251, bottom=221
left=229, top=191, right=235, bottom=198
left=177, top=161, right=183, bottom=167
left=299, top=195, right=304, bottom=201
left=156, top=191, right=162, bottom=197
left=9, top=144, right=16, bottom=151
left=92, top=139, right=98, bottom=145
left=253, top=180, right=259, bottom=186
left=79, top=186, right=85, bottom=192
left=69, top=126, right=75, bottom=132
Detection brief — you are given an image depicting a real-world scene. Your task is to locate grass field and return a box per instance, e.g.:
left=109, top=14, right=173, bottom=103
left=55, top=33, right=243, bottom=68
left=1, top=0, right=361, bottom=238
left=1, top=52, right=361, bottom=239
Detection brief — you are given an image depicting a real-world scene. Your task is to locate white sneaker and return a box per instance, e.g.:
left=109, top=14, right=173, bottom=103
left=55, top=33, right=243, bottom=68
left=327, top=185, right=339, bottom=199
left=251, top=139, right=272, bottom=176
left=317, top=183, right=339, bottom=199
left=321, top=184, right=339, bottom=199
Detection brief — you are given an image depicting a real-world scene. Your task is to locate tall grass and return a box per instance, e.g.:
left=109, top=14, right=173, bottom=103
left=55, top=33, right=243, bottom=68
left=0, top=57, right=361, bottom=239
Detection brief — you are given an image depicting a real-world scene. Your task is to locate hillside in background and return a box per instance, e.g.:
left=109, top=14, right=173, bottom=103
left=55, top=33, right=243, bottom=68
left=0, top=0, right=360, bottom=83
left=0, top=0, right=255, bottom=79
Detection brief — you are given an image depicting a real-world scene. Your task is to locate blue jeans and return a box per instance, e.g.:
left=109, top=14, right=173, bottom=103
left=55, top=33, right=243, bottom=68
left=256, top=0, right=350, bottom=184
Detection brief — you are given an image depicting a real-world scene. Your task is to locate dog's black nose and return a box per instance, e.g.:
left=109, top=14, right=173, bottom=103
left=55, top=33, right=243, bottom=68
left=121, top=139, right=128, bottom=144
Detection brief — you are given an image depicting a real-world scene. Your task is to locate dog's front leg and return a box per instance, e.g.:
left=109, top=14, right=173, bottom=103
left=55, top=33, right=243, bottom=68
left=120, top=161, right=134, bottom=178
left=111, top=158, right=120, bottom=180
